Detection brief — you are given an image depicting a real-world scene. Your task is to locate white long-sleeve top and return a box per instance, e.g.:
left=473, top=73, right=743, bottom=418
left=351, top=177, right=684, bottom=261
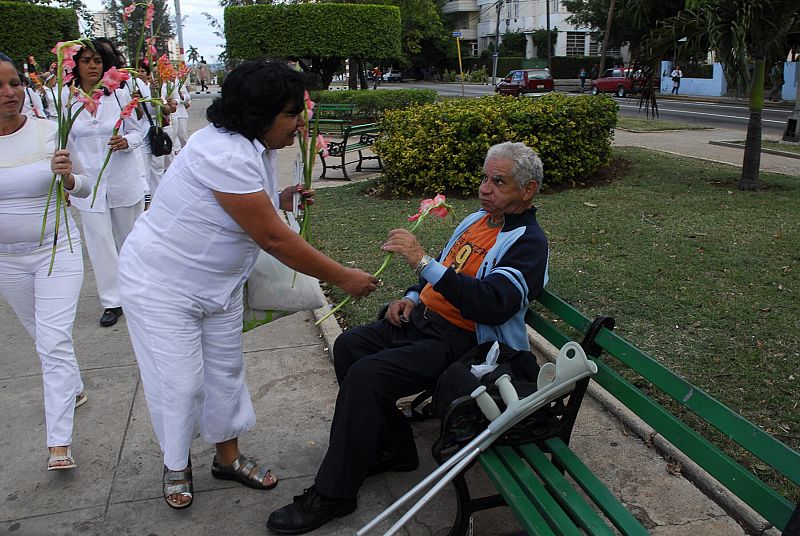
left=42, top=86, right=58, bottom=120
left=162, top=83, right=191, bottom=119
left=0, top=118, right=92, bottom=253
left=64, top=88, right=146, bottom=212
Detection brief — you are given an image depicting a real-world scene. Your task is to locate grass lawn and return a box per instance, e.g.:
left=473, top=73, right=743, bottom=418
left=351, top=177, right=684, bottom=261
left=762, top=140, right=800, bottom=155
left=617, top=116, right=711, bottom=131
left=309, top=147, right=799, bottom=498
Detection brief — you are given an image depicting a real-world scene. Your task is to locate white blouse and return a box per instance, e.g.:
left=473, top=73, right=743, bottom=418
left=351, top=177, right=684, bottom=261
left=162, top=83, right=191, bottom=119
left=0, top=118, right=92, bottom=253
left=64, top=88, right=146, bottom=213
left=22, top=87, right=45, bottom=119
left=120, top=125, right=280, bottom=309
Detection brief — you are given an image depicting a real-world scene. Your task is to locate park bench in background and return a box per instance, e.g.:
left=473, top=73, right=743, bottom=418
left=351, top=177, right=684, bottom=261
left=315, top=103, right=355, bottom=136
left=318, top=123, right=382, bottom=181
left=431, top=288, right=799, bottom=536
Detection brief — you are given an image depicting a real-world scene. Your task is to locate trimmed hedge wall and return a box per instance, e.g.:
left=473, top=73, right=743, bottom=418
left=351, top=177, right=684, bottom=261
left=225, top=3, right=401, bottom=60
left=0, top=1, right=79, bottom=66
left=310, top=89, right=436, bottom=120
left=374, top=93, right=618, bottom=195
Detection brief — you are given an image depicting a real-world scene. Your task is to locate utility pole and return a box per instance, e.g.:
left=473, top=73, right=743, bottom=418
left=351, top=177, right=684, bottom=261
left=545, top=0, right=551, bottom=70
left=174, top=0, right=185, bottom=60
left=492, top=0, right=503, bottom=85
left=598, top=0, right=616, bottom=76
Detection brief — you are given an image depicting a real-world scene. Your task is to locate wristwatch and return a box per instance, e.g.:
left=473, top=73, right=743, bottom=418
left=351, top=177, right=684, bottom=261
left=414, top=254, right=433, bottom=276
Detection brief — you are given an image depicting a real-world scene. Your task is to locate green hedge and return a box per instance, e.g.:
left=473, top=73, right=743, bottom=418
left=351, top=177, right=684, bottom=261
left=310, top=89, right=436, bottom=120
left=0, top=2, right=78, bottom=66
left=550, top=55, right=623, bottom=79
left=374, top=93, right=618, bottom=195
left=225, top=3, right=401, bottom=60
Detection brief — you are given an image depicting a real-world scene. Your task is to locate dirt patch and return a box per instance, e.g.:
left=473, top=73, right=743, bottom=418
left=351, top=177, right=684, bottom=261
left=539, top=156, right=633, bottom=195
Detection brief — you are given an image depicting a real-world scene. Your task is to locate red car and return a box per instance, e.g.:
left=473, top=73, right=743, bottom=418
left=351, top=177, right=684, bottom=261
left=590, top=68, right=646, bottom=97
left=495, top=69, right=555, bottom=97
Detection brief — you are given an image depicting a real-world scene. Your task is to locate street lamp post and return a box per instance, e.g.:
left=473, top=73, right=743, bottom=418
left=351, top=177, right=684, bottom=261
left=545, top=0, right=551, bottom=70
left=174, top=0, right=185, bottom=59
left=492, top=0, right=504, bottom=85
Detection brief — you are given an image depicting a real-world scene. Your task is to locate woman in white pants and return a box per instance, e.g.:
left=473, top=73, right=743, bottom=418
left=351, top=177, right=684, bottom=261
left=119, top=60, right=379, bottom=510
left=172, top=83, right=190, bottom=151
left=0, top=53, right=92, bottom=470
left=66, top=41, right=146, bottom=328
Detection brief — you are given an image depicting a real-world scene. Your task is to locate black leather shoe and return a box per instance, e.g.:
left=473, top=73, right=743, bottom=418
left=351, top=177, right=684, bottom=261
left=367, top=443, right=419, bottom=477
left=267, top=486, right=356, bottom=534
left=100, top=307, right=123, bottom=327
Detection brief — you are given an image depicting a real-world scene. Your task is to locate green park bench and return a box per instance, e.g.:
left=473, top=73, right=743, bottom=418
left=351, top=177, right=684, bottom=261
left=318, top=123, right=383, bottom=181
left=315, top=103, right=355, bottom=137
left=432, top=288, right=800, bottom=536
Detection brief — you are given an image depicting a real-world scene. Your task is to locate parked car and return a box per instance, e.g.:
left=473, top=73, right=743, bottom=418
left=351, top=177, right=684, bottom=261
left=590, top=68, right=648, bottom=97
left=382, top=69, right=403, bottom=82
left=495, top=69, right=554, bottom=97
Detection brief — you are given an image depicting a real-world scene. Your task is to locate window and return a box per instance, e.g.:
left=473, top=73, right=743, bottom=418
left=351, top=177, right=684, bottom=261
left=589, top=37, right=600, bottom=56
left=470, top=43, right=479, bottom=57
left=566, top=32, right=586, bottom=57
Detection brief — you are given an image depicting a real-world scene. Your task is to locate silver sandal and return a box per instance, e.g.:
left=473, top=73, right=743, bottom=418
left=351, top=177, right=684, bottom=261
left=163, top=461, right=193, bottom=509
left=47, top=447, right=76, bottom=471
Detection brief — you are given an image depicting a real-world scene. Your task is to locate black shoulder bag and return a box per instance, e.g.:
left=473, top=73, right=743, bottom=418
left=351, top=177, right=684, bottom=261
left=141, top=101, right=172, bottom=157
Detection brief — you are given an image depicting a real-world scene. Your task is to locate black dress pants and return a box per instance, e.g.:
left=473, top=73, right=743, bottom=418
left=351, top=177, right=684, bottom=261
left=314, top=304, right=477, bottom=499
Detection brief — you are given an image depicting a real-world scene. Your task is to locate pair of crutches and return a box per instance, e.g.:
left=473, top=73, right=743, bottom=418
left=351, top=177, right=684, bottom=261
left=358, top=341, right=598, bottom=536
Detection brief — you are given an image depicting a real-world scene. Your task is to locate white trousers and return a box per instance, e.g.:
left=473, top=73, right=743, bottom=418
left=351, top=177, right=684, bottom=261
left=119, top=274, right=255, bottom=470
left=79, top=202, right=143, bottom=309
left=174, top=117, right=189, bottom=151
left=162, top=124, right=176, bottom=168
left=0, top=243, right=84, bottom=447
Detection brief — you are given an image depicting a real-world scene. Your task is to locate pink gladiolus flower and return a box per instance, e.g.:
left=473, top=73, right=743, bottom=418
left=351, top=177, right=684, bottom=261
left=101, top=67, right=130, bottom=93
left=75, top=91, right=99, bottom=116
left=63, top=72, right=74, bottom=84
left=123, top=4, right=135, bottom=20
left=408, top=195, right=450, bottom=222
left=61, top=57, right=76, bottom=74
left=121, top=97, right=139, bottom=119
left=144, top=3, right=155, bottom=28
left=316, top=134, right=329, bottom=158
left=52, top=42, right=82, bottom=60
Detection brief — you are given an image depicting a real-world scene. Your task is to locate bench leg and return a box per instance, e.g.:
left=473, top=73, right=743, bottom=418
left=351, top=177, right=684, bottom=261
left=318, top=152, right=327, bottom=180
left=341, top=152, right=351, bottom=181
left=448, top=473, right=473, bottom=536
left=784, top=505, right=800, bottom=536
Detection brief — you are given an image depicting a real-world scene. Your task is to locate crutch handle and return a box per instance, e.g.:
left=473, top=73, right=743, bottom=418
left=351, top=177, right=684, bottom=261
left=471, top=385, right=501, bottom=421
left=495, top=374, right=520, bottom=409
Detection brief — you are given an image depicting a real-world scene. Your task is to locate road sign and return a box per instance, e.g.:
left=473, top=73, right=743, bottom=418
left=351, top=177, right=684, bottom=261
left=452, top=31, right=462, bottom=37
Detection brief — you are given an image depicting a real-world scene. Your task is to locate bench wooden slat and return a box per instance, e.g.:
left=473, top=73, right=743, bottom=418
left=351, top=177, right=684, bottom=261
left=518, top=444, right=618, bottom=536
left=592, top=358, right=797, bottom=531
left=543, top=437, right=652, bottom=536
left=595, top=328, right=800, bottom=487
left=480, top=449, right=560, bottom=535
left=493, top=446, right=585, bottom=535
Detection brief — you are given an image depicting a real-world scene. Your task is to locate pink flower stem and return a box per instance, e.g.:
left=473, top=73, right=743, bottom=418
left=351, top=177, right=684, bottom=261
left=315, top=212, right=430, bottom=325
left=90, top=126, right=120, bottom=208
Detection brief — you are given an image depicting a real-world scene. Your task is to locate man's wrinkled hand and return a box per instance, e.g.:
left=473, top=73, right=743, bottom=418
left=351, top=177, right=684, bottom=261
left=386, top=298, right=415, bottom=327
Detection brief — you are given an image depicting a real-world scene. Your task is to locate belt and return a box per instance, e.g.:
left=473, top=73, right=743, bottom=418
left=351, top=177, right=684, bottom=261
left=418, top=304, right=470, bottom=334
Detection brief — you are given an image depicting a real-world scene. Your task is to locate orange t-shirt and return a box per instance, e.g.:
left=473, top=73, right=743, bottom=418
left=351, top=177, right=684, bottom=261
left=420, top=214, right=501, bottom=331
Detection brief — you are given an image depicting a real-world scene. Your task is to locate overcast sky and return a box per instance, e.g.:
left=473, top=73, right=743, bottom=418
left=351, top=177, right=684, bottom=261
left=83, top=0, right=226, bottom=63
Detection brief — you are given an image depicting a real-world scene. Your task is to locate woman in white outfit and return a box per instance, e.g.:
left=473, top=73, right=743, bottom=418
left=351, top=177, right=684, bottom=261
left=118, top=60, right=379, bottom=509
left=66, top=41, right=146, bottom=328
left=0, top=53, right=92, bottom=470
left=172, top=83, right=190, bottom=151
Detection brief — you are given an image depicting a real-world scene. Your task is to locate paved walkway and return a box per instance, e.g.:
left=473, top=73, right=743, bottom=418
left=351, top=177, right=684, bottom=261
left=2, top=94, right=793, bottom=536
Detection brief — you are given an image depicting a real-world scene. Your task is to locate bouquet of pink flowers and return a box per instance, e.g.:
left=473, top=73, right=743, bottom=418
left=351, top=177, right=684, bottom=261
left=41, top=41, right=131, bottom=274
left=295, top=90, right=329, bottom=240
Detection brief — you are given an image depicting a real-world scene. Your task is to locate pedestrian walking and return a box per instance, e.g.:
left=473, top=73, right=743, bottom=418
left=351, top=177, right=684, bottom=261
left=197, top=57, right=210, bottom=93
left=768, top=62, right=783, bottom=102
left=670, top=65, right=682, bottom=95
left=0, top=52, right=91, bottom=471
left=579, top=67, right=587, bottom=92
left=66, top=41, right=146, bottom=328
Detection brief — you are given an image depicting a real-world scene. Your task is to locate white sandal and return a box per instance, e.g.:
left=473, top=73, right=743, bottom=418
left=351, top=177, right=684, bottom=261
left=75, top=392, right=88, bottom=408
left=48, top=447, right=77, bottom=471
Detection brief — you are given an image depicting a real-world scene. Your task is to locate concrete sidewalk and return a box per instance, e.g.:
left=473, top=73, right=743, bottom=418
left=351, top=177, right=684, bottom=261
left=1, top=97, right=785, bottom=536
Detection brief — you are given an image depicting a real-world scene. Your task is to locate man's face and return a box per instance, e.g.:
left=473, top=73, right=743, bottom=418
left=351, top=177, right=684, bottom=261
left=479, top=157, right=537, bottom=219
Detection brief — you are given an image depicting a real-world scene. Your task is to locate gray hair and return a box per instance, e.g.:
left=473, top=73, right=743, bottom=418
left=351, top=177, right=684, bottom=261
left=485, top=142, right=543, bottom=188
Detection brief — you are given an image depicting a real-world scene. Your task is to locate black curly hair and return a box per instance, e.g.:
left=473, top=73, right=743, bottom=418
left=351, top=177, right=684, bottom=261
left=71, top=40, right=117, bottom=88
left=206, top=60, right=310, bottom=141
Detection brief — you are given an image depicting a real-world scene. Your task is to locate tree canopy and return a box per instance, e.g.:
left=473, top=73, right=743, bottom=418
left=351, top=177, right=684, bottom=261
left=103, top=0, right=175, bottom=62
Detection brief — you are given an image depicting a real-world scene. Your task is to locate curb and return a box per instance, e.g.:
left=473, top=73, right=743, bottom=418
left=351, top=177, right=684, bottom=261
left=311, top=290, right=343, bottom=362
left=708, top=140, right=800, bottom=160
left=527, top=327, right=781, bottom=536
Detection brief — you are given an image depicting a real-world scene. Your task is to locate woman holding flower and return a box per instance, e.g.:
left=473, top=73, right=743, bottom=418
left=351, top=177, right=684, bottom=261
left=65, top=41, right=146, bottom=328
left=118, top=60, right=378, bottom=510
left=0, top=52, right=92, bottom=470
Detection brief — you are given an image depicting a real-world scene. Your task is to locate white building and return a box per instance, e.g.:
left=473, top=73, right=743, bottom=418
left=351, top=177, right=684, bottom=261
left=445, top=0, right=625, bottom=61
left=90, top=11, right=117, bottom=39
left=167, top=38, right=182, bottom=62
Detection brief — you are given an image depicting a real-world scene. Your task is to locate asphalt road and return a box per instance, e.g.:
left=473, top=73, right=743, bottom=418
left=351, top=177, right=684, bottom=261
left=379, top=81, right=793, bottom=137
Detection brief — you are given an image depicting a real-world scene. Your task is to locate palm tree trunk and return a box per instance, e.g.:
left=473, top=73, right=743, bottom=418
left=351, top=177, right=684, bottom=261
left=738, top=59, right=765, bottom=191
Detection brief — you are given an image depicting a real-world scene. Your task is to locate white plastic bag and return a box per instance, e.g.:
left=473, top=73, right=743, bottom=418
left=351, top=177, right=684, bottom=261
left=245, top=211, right=325, bottom=313
left=470, top=341, right=501, bottom=379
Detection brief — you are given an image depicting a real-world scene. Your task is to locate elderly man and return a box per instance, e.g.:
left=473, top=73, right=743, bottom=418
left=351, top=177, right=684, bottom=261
left=267, top=141, right=550, bottom=534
